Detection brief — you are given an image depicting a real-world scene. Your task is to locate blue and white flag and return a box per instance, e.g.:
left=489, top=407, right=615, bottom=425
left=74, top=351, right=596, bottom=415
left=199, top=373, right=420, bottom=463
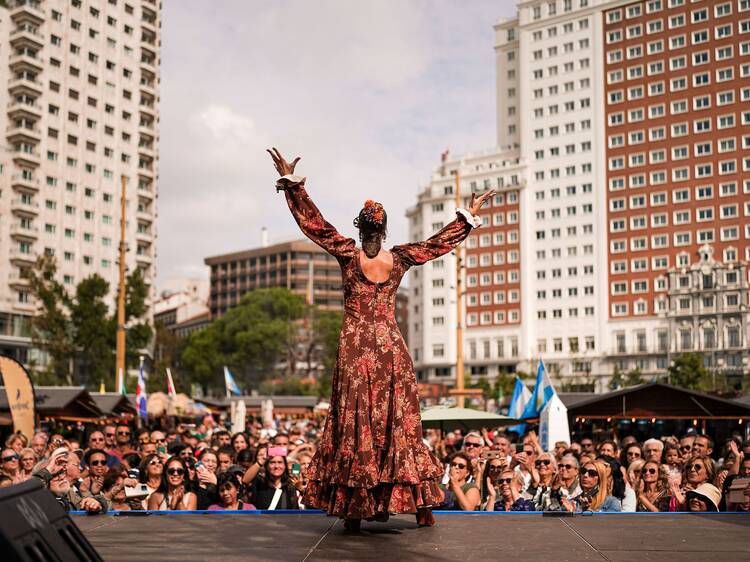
left=224, top=366, right=241, bottom=397
left=136, top=361, right=148, bottom=418
left=506, top=377, right=531, bottom=434
left=521, top=359, right=555, bottom=419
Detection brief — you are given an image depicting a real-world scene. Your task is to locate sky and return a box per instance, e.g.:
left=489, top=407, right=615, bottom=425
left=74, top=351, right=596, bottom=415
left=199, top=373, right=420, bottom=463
left=156, top=0, right=517, bottom=289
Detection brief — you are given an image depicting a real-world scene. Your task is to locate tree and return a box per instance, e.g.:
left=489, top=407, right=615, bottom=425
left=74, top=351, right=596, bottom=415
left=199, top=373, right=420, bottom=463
left=608, top=366, right=646, bottom=391
left=181, top=288, right=307, bottom=394
left=70, top=275, right=111, bottom=387
left=309, top=309, right=342, bottom=398
left=121, top=269, right=153, bottom=373
left=668, top=353, right=711, bottom=391
left=27, top=255, right=73, bottom=384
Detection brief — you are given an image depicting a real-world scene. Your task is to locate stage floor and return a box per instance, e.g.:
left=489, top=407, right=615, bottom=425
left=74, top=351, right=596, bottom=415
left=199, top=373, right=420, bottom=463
left=75, top=512, right=750, bottom=562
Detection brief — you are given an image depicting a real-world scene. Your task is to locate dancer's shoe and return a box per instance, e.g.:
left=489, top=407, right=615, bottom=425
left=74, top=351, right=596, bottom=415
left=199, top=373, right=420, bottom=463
left=415, top=507, right=435, bottom=527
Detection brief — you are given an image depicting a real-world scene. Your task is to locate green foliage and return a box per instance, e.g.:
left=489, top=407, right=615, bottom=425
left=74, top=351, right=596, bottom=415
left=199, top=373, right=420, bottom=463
left=27, top=255, right=74, bottom=384
left=27, top=257, right=153, bottom=390
left=668, top=352, right=711, bottom=391
left=608, top=366, right=646, bottom=391
left=259, top=375, right=317, bottom=396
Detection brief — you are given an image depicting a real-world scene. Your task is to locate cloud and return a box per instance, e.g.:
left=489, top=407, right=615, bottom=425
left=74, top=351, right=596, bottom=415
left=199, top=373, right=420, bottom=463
left=156, top=0, right=516, bottom=285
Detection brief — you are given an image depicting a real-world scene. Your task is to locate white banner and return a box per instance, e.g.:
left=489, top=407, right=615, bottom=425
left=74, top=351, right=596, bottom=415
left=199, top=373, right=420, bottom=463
left=539, top=393, right=570, bottom=452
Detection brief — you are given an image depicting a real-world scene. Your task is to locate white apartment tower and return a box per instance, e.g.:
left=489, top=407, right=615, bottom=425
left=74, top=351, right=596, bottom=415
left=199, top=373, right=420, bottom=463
left=0, top=0, right=160, bottom=363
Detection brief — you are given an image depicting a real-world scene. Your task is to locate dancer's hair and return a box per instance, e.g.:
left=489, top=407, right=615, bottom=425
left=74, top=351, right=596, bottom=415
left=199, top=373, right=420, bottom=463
left=353, top=200, right=387, bottom=241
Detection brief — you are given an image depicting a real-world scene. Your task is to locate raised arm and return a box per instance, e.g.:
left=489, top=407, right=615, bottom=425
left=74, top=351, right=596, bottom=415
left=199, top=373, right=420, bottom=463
left=392, top=190, right=496, bottom=268
left=268, top=148, right=355, bottom=260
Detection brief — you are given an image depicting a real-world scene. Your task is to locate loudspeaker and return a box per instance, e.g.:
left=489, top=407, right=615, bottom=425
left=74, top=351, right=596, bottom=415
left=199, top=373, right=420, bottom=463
left=0, top=479, right=103, bottom=562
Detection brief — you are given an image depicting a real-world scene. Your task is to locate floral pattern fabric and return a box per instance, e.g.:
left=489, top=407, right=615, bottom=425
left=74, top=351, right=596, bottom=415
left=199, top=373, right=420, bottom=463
left=281, top=177, right=474, bottom=519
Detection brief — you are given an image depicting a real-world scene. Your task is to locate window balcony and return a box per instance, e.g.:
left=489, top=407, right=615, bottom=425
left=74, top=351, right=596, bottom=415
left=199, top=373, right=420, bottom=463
left=8, top=248, right=36, bottom=266
left=11, top=198, right=39, bottom=216
left=9, top=223, right=38, bottom=240
left=10, top=1, right=45, bottom=24
left=8, top=272, right=31, bottom=288
left=9, top=25, right=44, bottom=48
left=6, top=123, right=41, bottom=142
left=11, top=149, right=40, bottom=167
left=7, top=75, right=43, bottom=95
left=7, top=98, right=42, bottom=118
left=9, top=52, right=43, bottom=71
left=10, top=174, right=39, bottom=191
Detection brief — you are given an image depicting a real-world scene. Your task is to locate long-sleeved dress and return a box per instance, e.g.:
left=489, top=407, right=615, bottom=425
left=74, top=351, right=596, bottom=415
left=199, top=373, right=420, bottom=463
left=280, top=175, right=478, bottom=519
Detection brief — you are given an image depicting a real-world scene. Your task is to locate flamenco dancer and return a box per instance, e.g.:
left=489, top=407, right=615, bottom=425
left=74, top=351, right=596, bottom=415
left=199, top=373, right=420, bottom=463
left=268, top=148, right=495, bottom=531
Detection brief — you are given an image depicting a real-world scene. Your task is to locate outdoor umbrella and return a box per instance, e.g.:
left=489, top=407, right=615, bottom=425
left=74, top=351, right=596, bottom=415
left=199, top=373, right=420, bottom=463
left=420, top=406, right=518, bottom=433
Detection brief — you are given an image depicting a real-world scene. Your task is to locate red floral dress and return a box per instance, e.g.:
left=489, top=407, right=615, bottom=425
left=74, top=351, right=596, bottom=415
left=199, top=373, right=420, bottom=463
left=281, top=176, right=476, bottom=519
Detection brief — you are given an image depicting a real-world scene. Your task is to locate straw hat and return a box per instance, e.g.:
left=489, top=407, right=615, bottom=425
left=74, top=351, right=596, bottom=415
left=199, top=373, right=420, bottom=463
left=686, top=483, right=721, bottom=511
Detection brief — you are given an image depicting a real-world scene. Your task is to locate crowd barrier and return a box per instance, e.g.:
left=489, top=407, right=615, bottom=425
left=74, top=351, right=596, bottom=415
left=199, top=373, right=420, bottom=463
left=68, top=509, right=750, bottom=516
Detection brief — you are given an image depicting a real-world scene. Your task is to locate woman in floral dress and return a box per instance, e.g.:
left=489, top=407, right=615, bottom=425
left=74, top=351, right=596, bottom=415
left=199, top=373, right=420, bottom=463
left=268, top=148, right=494, bottom=530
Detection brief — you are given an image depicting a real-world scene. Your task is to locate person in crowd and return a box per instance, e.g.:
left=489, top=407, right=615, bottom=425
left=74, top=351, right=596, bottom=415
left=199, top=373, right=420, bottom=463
left=1, top=447, right=22, bottom=483
left=460, top=431, right=485, bottom=484
left=723, top=456, right=750, bottom=511
left=686, top=483, right=721, bottom=512
left=231, top=432, right=249, bottom=454
left=664, top=443, right=682, bottom=469
left=671, top=453, right=716, bottom=510
left=236, top=449, right=255, bottom=472
left=34, top=448, right=109, bottom=513
left=80, top=449, right=109, bottom=495
left=18, top=448, right=37, bottom=481
left=598, top=455, right=630, bottom=511
left=579, top=437, right=595, bottom=457
left=548, top=454, right=582, bottom=511
left=213, top=430, right=232, bottom=450
left=31, top=432, right=48, bottom=459
left=66, top=451, right=83, bottom=488
left=138, top=453, right=164, bottom=508
left=103, top=425, right=117, bottom=449
left=621, top=443, right=643, bottom=469
left=208, top=472, right=256, bottom=510
left=272, top=433, right=290, bottom=449
left=514, top=442, right=538, bottom=494
left=6, top=432, right=27, bottom=453
left=87, top=430, right=107, bottom=451
left=597, top=440, right=617, bottom=459
left=678, top=434, right=695, bottom=460
left=102, top=468, right=132, bottom=511
left=242, top=447, right=301, bottom=510
left=217, top=446, right=235, bottom=473
left=527, top=452, right=558, bottom=511
left=437, top=451, right=479, bottom=511
left=484, top=468, right=535, bottom=511
left=109, top=423, right=135, bottom=462
left=692, top=435, right=713, bottom=458
left=147, top=456, right=198, bottom=510
left=636, top=461, right=672, bottom=512
left=627, top=459, right=645, bottom=489
left=714, top=440, right=741, bottom=490
left=564, top=459, right=621, bottom=513
left=643, top=439, right=664, bottom=464
left=0, top=474, right=13, bottom=488
left=553, top=441, right=569, bottom=461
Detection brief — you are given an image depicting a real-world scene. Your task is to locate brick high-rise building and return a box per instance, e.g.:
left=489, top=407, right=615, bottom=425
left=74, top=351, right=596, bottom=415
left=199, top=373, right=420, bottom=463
left=410, top=0, right=750, bottom=390
left=0, top=0, right=160, bottom=363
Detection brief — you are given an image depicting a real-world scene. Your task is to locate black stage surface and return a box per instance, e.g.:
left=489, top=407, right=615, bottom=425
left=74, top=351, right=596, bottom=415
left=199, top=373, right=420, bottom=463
left=74, top=512, right=750, bottom=561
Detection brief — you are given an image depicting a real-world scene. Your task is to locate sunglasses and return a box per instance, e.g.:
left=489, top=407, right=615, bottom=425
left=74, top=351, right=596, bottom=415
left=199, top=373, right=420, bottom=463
left=686, top=464, right=704, bottom=472
left=464, top=442, right=482, bottom=448
left=2, top=454, right=19, bottom=462
left=644, top=468, right=658, bottom=475
left=535, top=459, right=552, bottom=467
left=496, top=478, right=513, bottom=484
left=581, top=442, right=593, bottom=448
left=149, top=459, right=163, bottom=466
left=581, top=469, right=599, bottom=478
left=167, top=468, right=185, bottom=476
left=89, top=460, right=107, bottom=466
left=488, top=465, right=505, bottom=471
left=559, top=464, right=576, bottom=470
left=627, top=452, right=641, bottom=457
left=90, top=437, right=104, bottom=442
left=450, top=462, right=468, bottom=469
left=117, top=431, right=131, bottom=436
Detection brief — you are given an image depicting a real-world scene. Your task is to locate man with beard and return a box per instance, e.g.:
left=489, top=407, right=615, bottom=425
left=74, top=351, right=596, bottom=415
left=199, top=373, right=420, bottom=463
left=34, top=449, right=109, bottom=513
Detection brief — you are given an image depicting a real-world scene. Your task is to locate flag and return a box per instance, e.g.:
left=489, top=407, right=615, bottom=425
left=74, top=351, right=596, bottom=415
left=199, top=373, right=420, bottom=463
left=521, top=359, right=555, bottom=419
left=224, top=366, right=241, bottom=397
left=136, top=360, right=148, bottom=418
left=118, top=368, right=127, bottom=395
left=166, top=368, right=177, bottom=397
left=507, top=377, right=531, bottom=434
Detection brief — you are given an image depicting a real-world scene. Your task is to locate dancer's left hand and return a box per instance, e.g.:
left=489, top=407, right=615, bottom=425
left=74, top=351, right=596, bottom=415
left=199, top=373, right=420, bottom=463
left=267, top=147, right=301, bottom=177
left=469, top=189, right=496, bottom=216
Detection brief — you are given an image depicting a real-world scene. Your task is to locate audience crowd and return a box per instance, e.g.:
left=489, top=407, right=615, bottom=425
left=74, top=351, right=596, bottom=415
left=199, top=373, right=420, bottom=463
left=1, top=417, right=748, bottom=516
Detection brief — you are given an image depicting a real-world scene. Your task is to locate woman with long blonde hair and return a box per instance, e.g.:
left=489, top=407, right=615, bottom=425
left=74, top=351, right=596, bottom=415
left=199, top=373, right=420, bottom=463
left=564, top=459, right=621, bottom=512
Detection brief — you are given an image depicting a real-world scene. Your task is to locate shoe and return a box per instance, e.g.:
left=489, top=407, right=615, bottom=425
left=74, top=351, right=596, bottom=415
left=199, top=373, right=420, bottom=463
left=373, top=512, right=390, bottom=523
left=343, top=518, right=361, bottom=533
left=416, top=507, right=435, bottom=527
